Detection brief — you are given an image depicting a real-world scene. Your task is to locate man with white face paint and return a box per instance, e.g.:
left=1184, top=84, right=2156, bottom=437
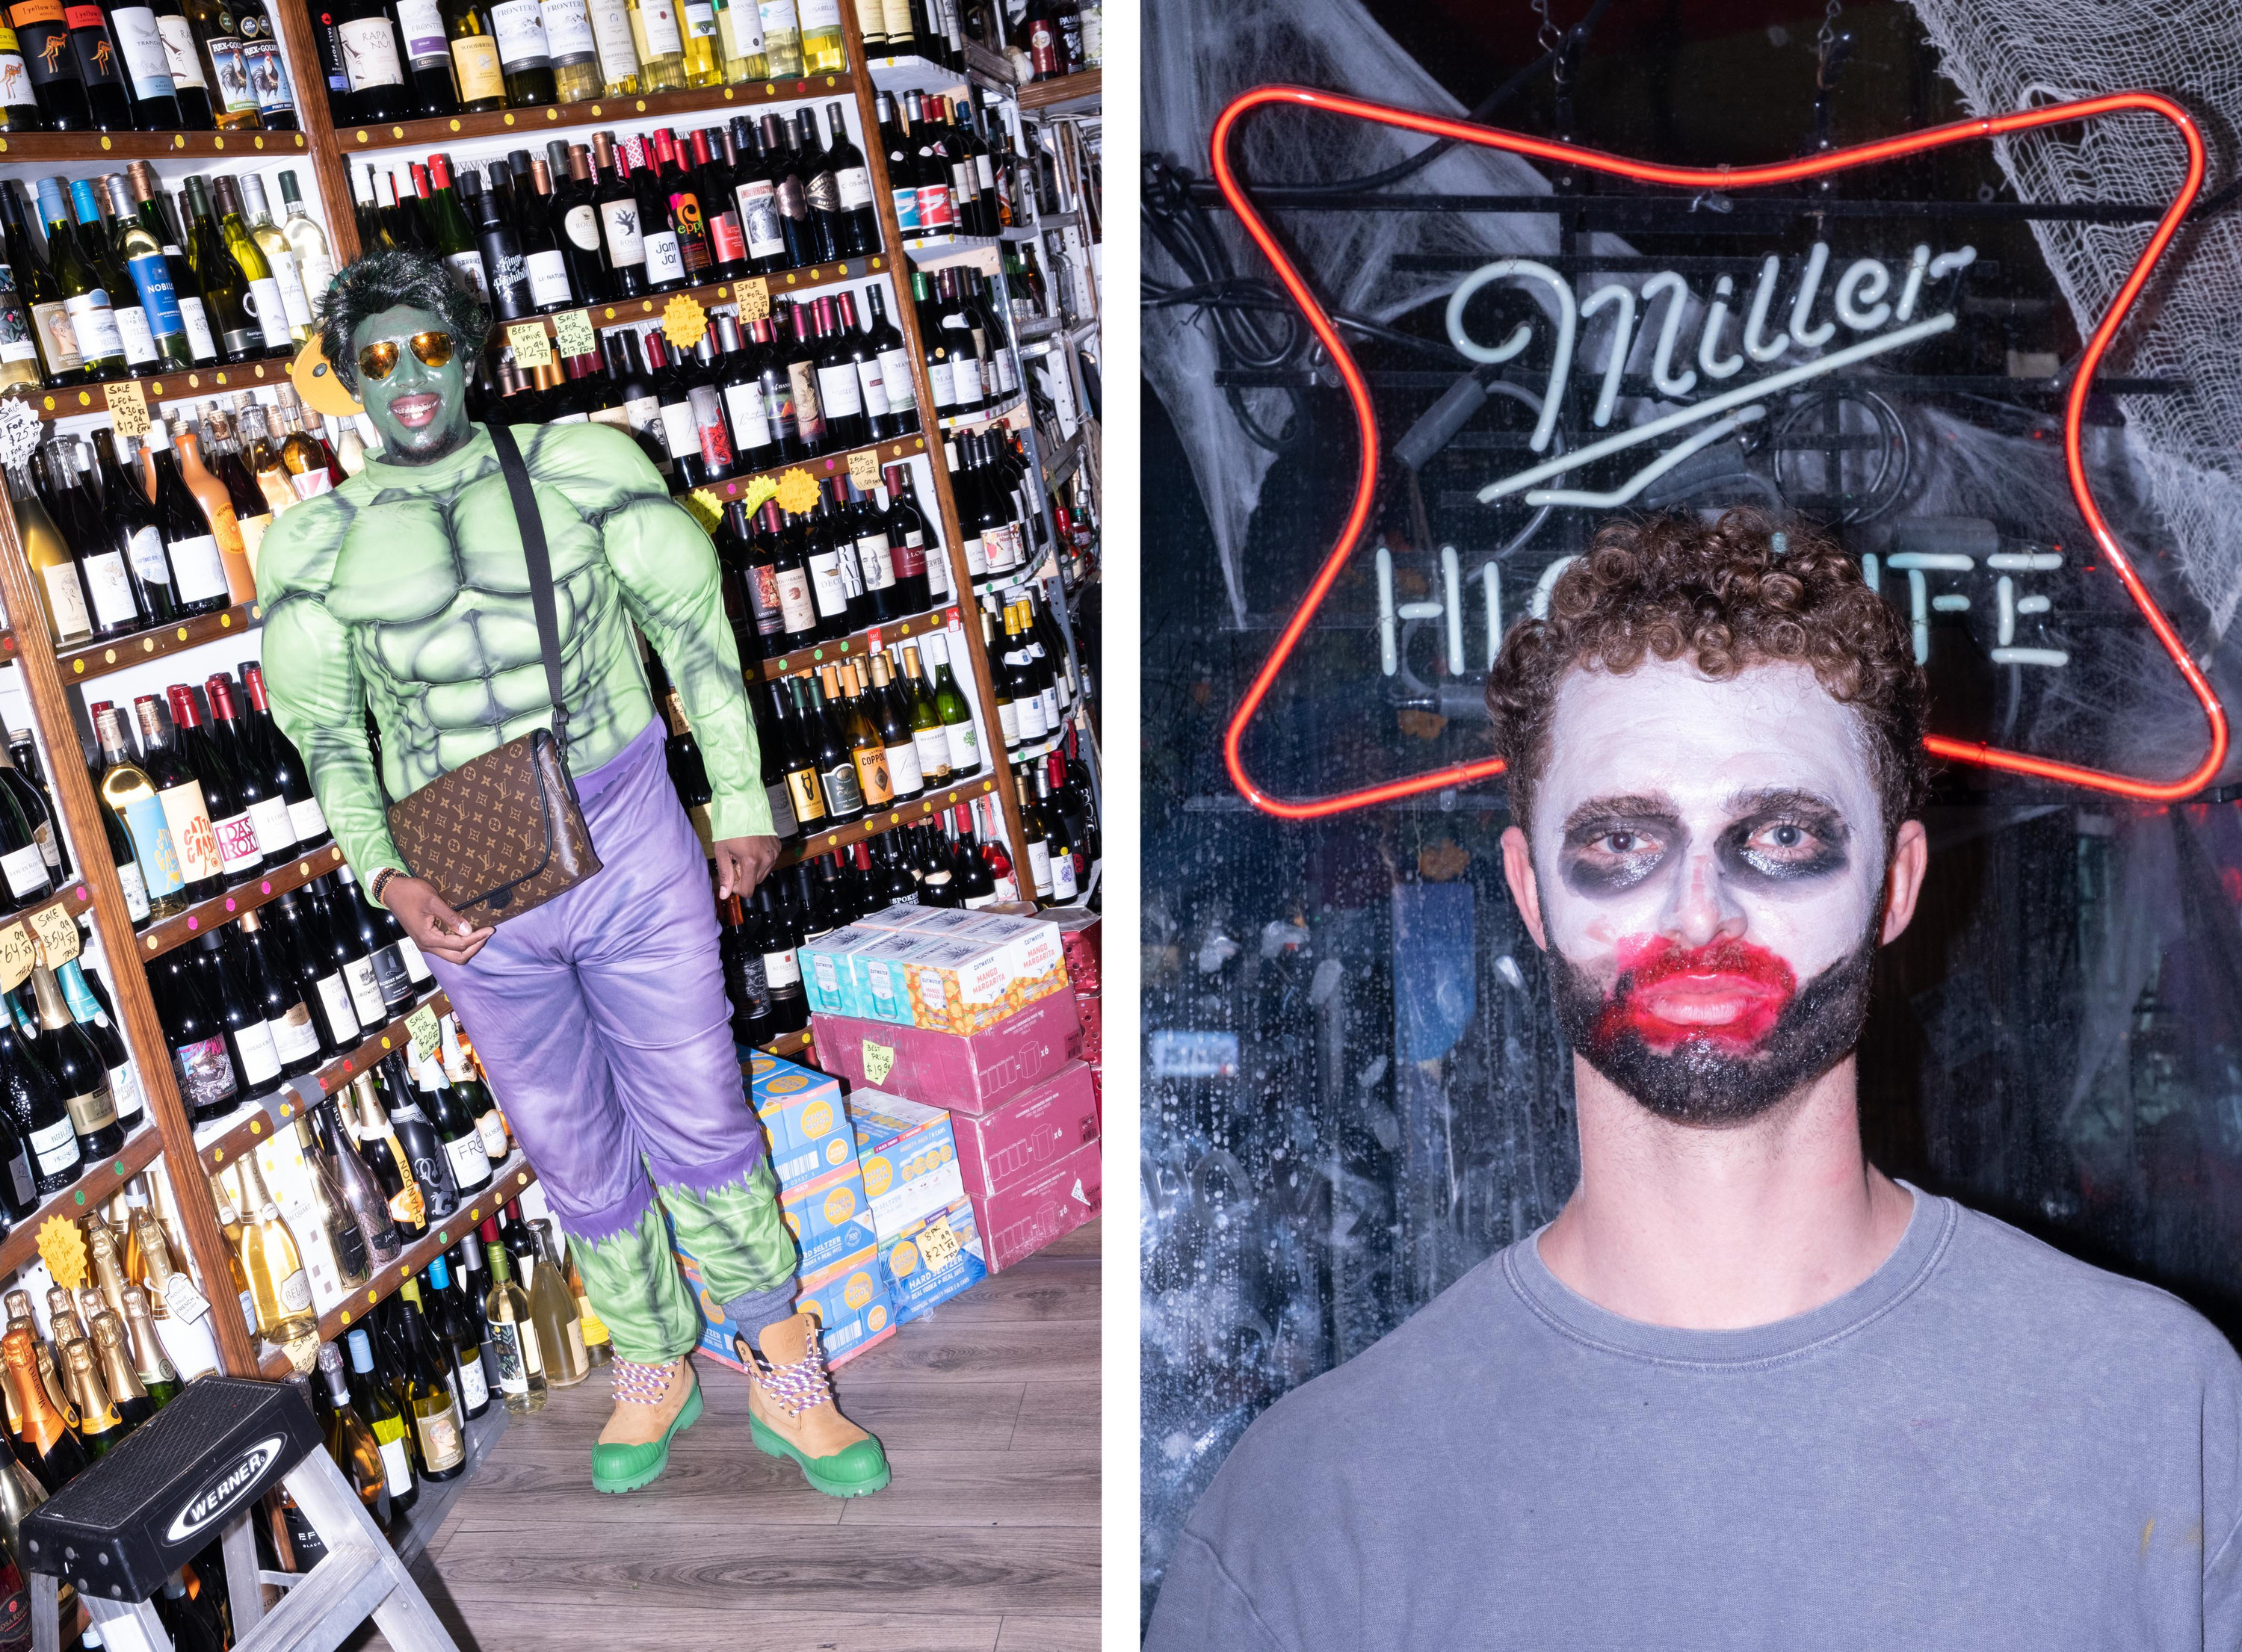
left=1146, top=511, right=2242, bottom=1652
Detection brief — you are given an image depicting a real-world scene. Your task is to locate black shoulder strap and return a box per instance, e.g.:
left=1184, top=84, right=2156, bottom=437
left=487, top=422, right=569, bottom=738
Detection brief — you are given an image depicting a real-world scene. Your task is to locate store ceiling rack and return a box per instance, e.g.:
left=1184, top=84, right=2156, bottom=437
left=132, top=844, right=348, bottom=961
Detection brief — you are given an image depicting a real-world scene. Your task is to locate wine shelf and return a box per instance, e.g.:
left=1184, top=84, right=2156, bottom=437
left=7, top=877, right=98, bottom=944
left=506, top=253, right=895, bottom=350
left=337, top=72, right=856, bottom=152
left=0, top=1122, right=164, bottom=1281
left=901, top=232, right=1000, bottom=261
left=759, top=603, right=960, bottom=679
left=1017, top=69, right=1102, bottom=113
left=772, top=773, right=1001, bottom=868
left=864, top=53, right=969, bottom=96
left=0, top=128, right=317, bottom=162
left=256, top=1148, right=540, bottom=1378
left=5, top=354, right=302, bottom=424
left=194, top=986, right=453, bottom=1172
left=680, top=431, right=932, bottom=509
left=59, top=601, right=264, bottom=683
left=133, top=843, right=346, bottom=962
left=939, top=394, right=1026, bottom=433
left=756, top=1027, right=814, bottom=1059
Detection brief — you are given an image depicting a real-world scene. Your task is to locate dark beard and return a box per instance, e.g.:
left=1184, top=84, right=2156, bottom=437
left=1548, top=927, right=1879, bottom=1127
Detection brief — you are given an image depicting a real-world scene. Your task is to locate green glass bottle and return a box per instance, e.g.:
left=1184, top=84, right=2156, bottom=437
left=207, top=173, right=289, bottom=356
left=180, top=176, right=256, bottom=364
left=930, top=633, right=980, bottom=779
left=34, top=177, right=123, bottom=380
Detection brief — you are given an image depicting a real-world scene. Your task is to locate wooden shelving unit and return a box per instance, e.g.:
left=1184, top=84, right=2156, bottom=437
left=59, top=601, right=265, bottom=682
left=5, top=355, right=302, bottom=424
left=756, top=1027, right=814, bottom=1059
left=688, top=433, right=931, bottom=507
left=0, top=129, right=317, bottom=161
left=773, top=773, right=1002, bottom=868
left=1018, top=69, right=1102, bottom=113
left=129, top=843, right=345, bottom=961
left=0, top=1123, right=165, bottom=1279
left=336, top=73, right=853, bottom=152
left=499, top=256, right=892, bottom=348
left=758, top=603, right=960, bottom=679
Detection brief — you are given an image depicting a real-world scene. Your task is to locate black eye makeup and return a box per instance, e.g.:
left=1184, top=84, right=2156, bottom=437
left=1716, top=793, right=1852, bottom=886
left=1560, top=804, right=1684, bottom=896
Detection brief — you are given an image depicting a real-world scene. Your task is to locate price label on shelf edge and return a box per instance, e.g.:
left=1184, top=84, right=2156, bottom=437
left=0, top=923, right=34, bottom=991
left=507, top=322, right=554, bottom=371
left=27, top=903, right=77, bottom=968
left=735, top=277, right=770, bottom=324
left=105, top=379, right=149, bottom=440
left=847, top=449, right=881, bottom=492
left=552, top=309, right=598, bottom=359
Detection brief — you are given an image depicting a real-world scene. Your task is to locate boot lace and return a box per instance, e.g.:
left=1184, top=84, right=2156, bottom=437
left=756, top=1343, right=835, bottom=1418
left=613, top=1357, right=678, bottom=1408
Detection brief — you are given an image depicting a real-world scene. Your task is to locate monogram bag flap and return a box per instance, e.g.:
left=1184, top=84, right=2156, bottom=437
left=382, top=423, right=602, bottom=928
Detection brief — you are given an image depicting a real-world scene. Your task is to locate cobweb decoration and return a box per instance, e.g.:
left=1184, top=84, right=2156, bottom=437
left=1909, top=0, right=2242, bottom=638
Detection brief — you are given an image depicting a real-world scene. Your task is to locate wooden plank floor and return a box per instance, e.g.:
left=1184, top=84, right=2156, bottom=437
left=370, top=1219, right=1099, bottom=1652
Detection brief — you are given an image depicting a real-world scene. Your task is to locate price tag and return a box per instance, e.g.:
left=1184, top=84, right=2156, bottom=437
left=661, top=293, right=709, bottom=351
left=0, top=924, right=33, bottom=992
left=0, top=399, right=39, bottom=468
left=105, top=378, right=149, bottom=439
left=774, top=467, right=821, bottom=516
left=507, top=322, right=554, bottom=370
left=861, top=1040, right=895, bottom=1086
left=405, top=1003, right=441, bottom=1061
left=552, top=309, right=599, bottom=359
left=735, top=277, right=770, bottom=324
left=847, top=450, right=881, bottom=492
left=28, top=903, right=78, bottom=968
left=918, top=1213, right=961, bottom=1272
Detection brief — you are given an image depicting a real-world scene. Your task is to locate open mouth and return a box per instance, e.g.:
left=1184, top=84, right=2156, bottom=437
left=390, top=392, right=442, bottom=430
left=1593, top=937, right=1798, bottom=1053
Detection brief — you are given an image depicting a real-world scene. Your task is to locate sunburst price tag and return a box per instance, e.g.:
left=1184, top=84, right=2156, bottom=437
left=774, top=467, right=821, bottom=516
left=552, top=309, right=598, bottom=359
left=735, top=474, right=779, bottom=516
left=105, top=379, right=149, bottom=439
left=682, top=488, right=724, bottom=533
left=37, top=1217, right=85, bottom=1290
left=28, top=904, right=78, bottom=968
left=507, top=323, right=553, bottom=370
left=662, top=293, right=709, bottom=351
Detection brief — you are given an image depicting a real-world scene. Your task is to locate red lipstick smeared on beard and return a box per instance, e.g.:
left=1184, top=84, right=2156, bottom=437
left=1590, top=935, right=1797, bottom=1056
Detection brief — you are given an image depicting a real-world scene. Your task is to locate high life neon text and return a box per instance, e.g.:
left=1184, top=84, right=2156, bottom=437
left=1445, top=242, right=1976, bottom=509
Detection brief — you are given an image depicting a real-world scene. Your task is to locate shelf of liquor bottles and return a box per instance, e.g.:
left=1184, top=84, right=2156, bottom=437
left=772, top=773, right=1001, bottom=870
left=0, top=130, right=318, bottom=164
left=758, top=601, right=958, bottom=679
left=195, top=986, right=452, bottom=1173
left=337, top=73, right=857, bottom=155
left=1016, top=69, right=1102, bottom=114
left=691, top=431, right=930, bottom=507
left=256, top=1150, right=541, bottom=1379
left=131, top=843, right=345, bottom=962
left=5, top=353, right=303, bottom=424
left=504, top=256, right=890, bottom=345
left=57, top=600, right=263, bottom=683
left=0, top=1122, right=164, bottom=1281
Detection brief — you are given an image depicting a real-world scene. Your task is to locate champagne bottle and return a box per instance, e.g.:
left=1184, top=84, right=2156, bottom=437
left=522, top=1219, right=587, bottom=1388
left=317, top=1092, right=401, bottom=1266
left=234, top=1155, right=312, bottom=1344
left=27, top=963, right=117, bottom=1161
left=480, top=1234, right=546, bottom=1413
left=89, top=1314, right=152, bottom=1432
left=0, top=1003, right=76, bottom=1197
left=60, top=1340, right=120, bottom=1457
left=0, top=1330, right=84, bottom=1492
left=119, top=1288, right=176, bottom=1409
left=293, top=1114, right=371, bottom=1287
left=132, top=1216, right=222, bottom=1381
left=315, top=1340, right=391, bottom=1525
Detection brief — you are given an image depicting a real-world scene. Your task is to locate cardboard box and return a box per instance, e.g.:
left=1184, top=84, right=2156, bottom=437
left=949, top=1059, right=1101, bottom=1198
left=800, top=919, right=1069, bottom=1036
left=680, top=1240, right=895, bottom=1374
left=969, top=1139, right=1101, bottom=1272
left=1032, top=909, right=1102, bottom=992
left=749, top=1054, right=859, bottom=1187
left=877, top=1193, right=988, bottom=1322
left=778, top=1157, right=882, bottom=1274
left=810, top=991, right=1083, bottom=1115
left=850, top=1089, right=966, bottom=1238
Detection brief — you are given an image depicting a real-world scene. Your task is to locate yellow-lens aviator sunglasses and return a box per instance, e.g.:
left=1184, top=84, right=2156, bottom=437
left=356, top=330, right=455, bottom=382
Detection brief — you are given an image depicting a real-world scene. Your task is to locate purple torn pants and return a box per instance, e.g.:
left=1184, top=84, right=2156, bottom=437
left=427, top=717, right=762, bottom=1246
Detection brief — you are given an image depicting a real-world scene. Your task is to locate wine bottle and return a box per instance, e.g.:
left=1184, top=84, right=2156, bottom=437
left=93, top=705, right=185, bottom=921
left=928, top=633, right=981, bottom=778
left=132, top=694, right=223, bottom=898
left=27, top=962, right=117, bottom=1162
left=317, top=1092, right=401, bottom=1264
left=344, top=1326, right=418, bottom=1515
left=0, top=1000, right=75, bottom=1196
left=176, top=939, right=262, bottom=1120
left=480, top=1234, right=546, bottom=1412
left=315, top=1341, right=392, bottom=1525
left=394, top=1281, right=464, bottom=1479
left=424, top=1257, right=490, bottom=1417
left=274, top=890, right=359, bottom=1051
left=238, top=662, right=328, bottom=848
left=379, top=1054, right=456, bottom=1221
left=36, top=178, right=123, bottom=380
left=309, top=874, right=386, bottom=1030
left=523, top=1220, right=587, bottom=1387
left=119, top=1288, right=176, bottom=1408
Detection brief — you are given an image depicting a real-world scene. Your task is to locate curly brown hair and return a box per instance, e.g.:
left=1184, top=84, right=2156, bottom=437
left=1486, top=509, right=1929, bottom=841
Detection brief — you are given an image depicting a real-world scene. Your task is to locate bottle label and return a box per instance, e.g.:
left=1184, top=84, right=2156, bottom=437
left=27, top=1114, right=75, bottom=1173
left=377, top=1433, right=414, bottom=1494
left=924, top=350, right=955, bottom=409
left=891, top=528, right=926, bottom=581
left=763, top=945, right=800, bottom=988
left=853, top=743, right=892, bottom=807
left=525, top=247, right=574, bottom=309
left=116, top=859, right=150, bottom=923
left=788, top=359, right=824, bottom=442
left=108, top=2, right=173, bottom=94
left=815, top=359, right=862, bottom=420
left=684, top=383, right=731, bottom=468
left=599, top=197, right=645, bottom=267
left=782, top=764, right=822, bottom=820
left=948, top=350, right=982, bottom=404
left=959, top=531, right=985, bottom=578
left=853, top=355, right=890, bottom=419
left=177, top=294, right=217, bottom=362
left=916, top=182, right=953, bottom=230
left=269, top=1000, right=320, bottom=1063
left=233, top=1015, right=280, bottom=1083
left=540, top=0, right=595, bottom=56
left=806, top=550, right=848, bottom=619
left=720, top=381, right=771, bottom=452
left=398, top=933, right=432, bottom=983
left=337, top=15, right=401, bottom=87
left=450, top=32, right=502, bottom=99
left=477, top=1107, right=507, bottom=1157
left=995, top=695, right=1018, bottom=746
left=286, top=793, right=328, bottom=842
left=773, top=566, right=816, bottom=634
left=119, top=793, right=183, bottom=898
left=211, top=808, right=261, bottom=875
left=943, top=718, right=979, bottom=770
left=125, top=250, right=184, bottom=341
left=875, top=344, right=917, bottom=414
left=735, top=179, right=784, bottom=260
left=1025, top=837, right=1051, bottom=895
left=440, top=248, right=487, bottom=305
left=168, top=530, right=229, bottom=602
left=822, top=759, right=863, bottom=815
left=245, top=793, right=294, bottom=857
left=372, top=943, right=411, bottom=1004
left=719, top=0, right=762, bottom=55
left=125, top=522, right=171, bottom=592
left=835, top=165, right=873, bottom=211
left=277, top=1267, right=311, bottom=1312
left=587, top=0, right=634, bottom=78
left=2, top=1143, right=30, bottom=1205
left=172, top=1034, right=237, bottom=1111
left=850, top=536, right=892, bottom=595
left=241, top=273, right=288, bottom=348
left=39, top=563, right=90, bottom=643
left=797, top=0, right=836, bottom=23
left=652, top=397, right=695, bottom=463
left=764, top=778, right=796, bottom=838
left=705, top=205, right=745, bottom=268
left=445, top=1129, right=491, bottom=1189
left=682, top=0, right=712, bottom=33
left=884, top=734, right=923, bottom=794
left=265, top=247, right=312, bottom=328
left=155, top=779, right=222, bottom=883
left=642, top=228, right=685, bottom=285
left=0, top=842, right=42, bottom=903
left=488, top=0, right=549, bottom=66
left=912, top=724, right=948, bottom=776
left=390, top=0, right=446, bottom=60
left=889, top=182, right=919, bottom=232
left=242, top=34, right=288, bottom=113
left=638, top=0, right=682, bottom=54
left=113, top=301, right=157, bottom=365
left=314, top=973, right=358, bottom=1042
left=342, top=956, right=386, bottom=1027
left=457, top=1349, right=490, bottom=1410
left=200, top=34, right=253, bottom=111
left=413, top=1391, right=463, bottom=1467
left=878, top=0, right=908, bottom=40
left=62, top=291, right=123, bottom=363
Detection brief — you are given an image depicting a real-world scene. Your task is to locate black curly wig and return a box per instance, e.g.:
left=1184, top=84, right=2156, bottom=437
left=315, top=247, right=489, bottom=396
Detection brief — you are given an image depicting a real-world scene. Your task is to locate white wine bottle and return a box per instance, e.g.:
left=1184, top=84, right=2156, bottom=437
left=481, top=1237, right=547, bottom=1414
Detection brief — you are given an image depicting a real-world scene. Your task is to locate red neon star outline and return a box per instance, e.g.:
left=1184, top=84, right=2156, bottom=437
left=1212, top=86, right=2230, bottom=817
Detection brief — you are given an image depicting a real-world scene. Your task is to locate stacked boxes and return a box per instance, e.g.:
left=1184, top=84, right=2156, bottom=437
left=798, top=910, right=1070, bottom=1036
left=1033, top=910, right=1102, bottom=1110
left=948, top=1060, right=1101, bottom=1197
left=675, top=1052, right=897, bottom=1373
left=851, top=1089, right=989, bottom=1320
left=812, top=989, right=1084, bottom=1115
left=974, top=1139, right=1102, bottom=1271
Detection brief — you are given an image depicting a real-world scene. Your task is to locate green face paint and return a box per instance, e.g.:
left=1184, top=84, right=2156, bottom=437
left=351, top=302, right=473, bottom=466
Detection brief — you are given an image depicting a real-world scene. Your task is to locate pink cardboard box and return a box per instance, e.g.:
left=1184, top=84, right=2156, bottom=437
left=951, top=1059, right=1101, bottom=1198
left=969, top=1139, right=1101, bottom=1272
left=811, top=989, right=1084, bottom=1115
left=1032, top=909, right=1102, bottom=991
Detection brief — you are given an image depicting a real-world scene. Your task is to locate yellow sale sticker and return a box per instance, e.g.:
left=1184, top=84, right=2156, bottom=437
left=507, top=322, right=554, bottom=370
left=552, top=309, right=599, bottom=359
left=847, top=449, right=880, bottom=492
left=918, top=1214, right=961, bottom=1273
left=860, top=1039, right=895, bottom=1086
left=661, top=294, right=709, bottom=351
left=774, top=467, right=821, bottom=515
left=405, top=1003, right=440, bottom=1059
left=0, top=923, right=34, bottom=991
left=735, top=276, right=770, bottom=324
left=105, top=378, right=149, bottom=439
left=28, top=903, right=77, bottom=968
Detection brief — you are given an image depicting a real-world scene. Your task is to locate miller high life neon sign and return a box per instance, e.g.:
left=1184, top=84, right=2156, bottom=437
left=1211, top=86, right=2229, bottom=818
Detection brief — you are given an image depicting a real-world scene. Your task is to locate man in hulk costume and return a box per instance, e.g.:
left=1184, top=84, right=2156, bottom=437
left=255, top=250, right=889, bottom=1499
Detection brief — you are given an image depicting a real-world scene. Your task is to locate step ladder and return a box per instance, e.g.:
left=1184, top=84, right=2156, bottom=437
left=18, top=1376, right=459, bottom=1652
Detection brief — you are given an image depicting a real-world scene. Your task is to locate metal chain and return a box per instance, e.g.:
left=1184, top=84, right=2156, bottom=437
left=1816, top=0, right=1843, bottom=74
left=1532, top=0, right=1566, bottom=85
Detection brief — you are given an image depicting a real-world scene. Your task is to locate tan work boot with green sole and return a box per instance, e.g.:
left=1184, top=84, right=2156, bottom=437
left=591, top=1355, right=702, bottom=1494
left=745, top=1312, right=890, bottom=1498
